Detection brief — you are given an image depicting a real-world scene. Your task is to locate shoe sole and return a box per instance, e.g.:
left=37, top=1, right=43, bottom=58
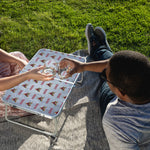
left=85, top=23, right=93, bottom=55
left=95, top=27, right=111, bottom=51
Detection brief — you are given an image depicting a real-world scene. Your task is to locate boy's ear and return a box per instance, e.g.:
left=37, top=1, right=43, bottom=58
left=115, top=88, right=126, bottom=99
left=115, top=87, right=134, bottom=104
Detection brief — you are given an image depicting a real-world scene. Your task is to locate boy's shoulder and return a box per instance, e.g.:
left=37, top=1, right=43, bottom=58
left=103, top=98, right=150, bottom=149
left=104, top=98, right=150, bottom=124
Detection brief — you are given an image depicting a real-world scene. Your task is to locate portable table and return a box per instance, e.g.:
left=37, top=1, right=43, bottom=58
left=2, top=49, right=85, bottom=137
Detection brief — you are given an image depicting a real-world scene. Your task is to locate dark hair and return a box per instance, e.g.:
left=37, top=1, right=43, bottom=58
left=109, top=50, right=150, bottom=102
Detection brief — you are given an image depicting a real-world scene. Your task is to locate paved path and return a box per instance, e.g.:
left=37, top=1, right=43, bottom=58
left=0, top=99, right=109, bottom=150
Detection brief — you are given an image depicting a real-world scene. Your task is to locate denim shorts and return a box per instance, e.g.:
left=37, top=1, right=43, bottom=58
left=87, top=48, right=116, bottom=117
left=99, top=79, right=116, bottom=117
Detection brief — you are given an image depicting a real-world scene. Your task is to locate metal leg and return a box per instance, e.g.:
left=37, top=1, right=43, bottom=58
left=5, top=105, right=58, bottom=137
left=54, top=117, right=58, bottom=136
left=76, top=50, right=84, bottom=84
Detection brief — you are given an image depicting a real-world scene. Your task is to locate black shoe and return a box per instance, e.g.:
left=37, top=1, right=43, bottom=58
left=85, top=23, right=101, bottom=55
left=94, top=27, right=111, bottom=51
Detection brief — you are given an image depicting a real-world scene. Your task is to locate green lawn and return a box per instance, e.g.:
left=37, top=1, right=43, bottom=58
left=0, top=0, right=150, bottom=59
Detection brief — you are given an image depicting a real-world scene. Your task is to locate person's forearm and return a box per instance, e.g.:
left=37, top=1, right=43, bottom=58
left=0, top=72, right=29, bottom=91
left=0, top=49, right=22, bottom=64
left=82, top=59, right=109, bottom=73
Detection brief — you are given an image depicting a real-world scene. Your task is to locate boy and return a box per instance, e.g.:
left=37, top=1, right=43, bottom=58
left=60, top=23, right=150, bottom=150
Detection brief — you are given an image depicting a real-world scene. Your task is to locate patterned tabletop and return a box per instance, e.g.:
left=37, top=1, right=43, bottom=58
left=2, top=49, right=85, bottom=119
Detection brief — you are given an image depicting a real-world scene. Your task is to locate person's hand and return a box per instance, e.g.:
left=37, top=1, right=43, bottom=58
left=26, top=66, right=54, bottom=81
left=59, top=58, right=84, bottom=78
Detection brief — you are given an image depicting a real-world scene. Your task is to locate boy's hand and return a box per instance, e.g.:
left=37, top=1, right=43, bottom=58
left=59, top=58, right=83, bottom=78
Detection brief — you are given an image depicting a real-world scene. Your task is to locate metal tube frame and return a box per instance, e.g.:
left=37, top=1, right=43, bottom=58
left=5, top=105, right=58, bottom=138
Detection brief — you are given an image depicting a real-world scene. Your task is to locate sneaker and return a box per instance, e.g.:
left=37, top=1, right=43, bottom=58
left=85, top=23, right=101, bottom=55
left=94, top=27, right=111, bottom=51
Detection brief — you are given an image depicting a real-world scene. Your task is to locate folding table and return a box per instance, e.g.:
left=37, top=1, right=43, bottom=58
left=2, top=49, right=85, bottom=137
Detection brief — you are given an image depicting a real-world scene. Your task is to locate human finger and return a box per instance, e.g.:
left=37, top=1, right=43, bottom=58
left=38, top=73, right=54, bottom=81
left=36, top=66, right=45, bottom=71
left=59, top=58, right=73, bottom=69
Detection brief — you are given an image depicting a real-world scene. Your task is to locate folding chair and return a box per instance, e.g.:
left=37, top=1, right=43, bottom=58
left=2, top=49, right=85, bottom=137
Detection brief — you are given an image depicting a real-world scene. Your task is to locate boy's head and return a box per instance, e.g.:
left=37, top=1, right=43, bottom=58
left=108, top=50, right=150, bottom=103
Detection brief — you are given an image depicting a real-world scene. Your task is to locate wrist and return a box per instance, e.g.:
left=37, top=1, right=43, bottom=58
left=22, top=71, right=31, bottom=80
left=80, top=63, right=86, bottom=72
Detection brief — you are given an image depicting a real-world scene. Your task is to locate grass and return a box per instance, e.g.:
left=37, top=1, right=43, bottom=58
left=0, top=0, right=150, bottom=59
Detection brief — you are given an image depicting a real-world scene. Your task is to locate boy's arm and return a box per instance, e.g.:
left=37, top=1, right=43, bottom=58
left=82, top=59, right=109, bottom=72
left=60, top=58, right=109, bottom=78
